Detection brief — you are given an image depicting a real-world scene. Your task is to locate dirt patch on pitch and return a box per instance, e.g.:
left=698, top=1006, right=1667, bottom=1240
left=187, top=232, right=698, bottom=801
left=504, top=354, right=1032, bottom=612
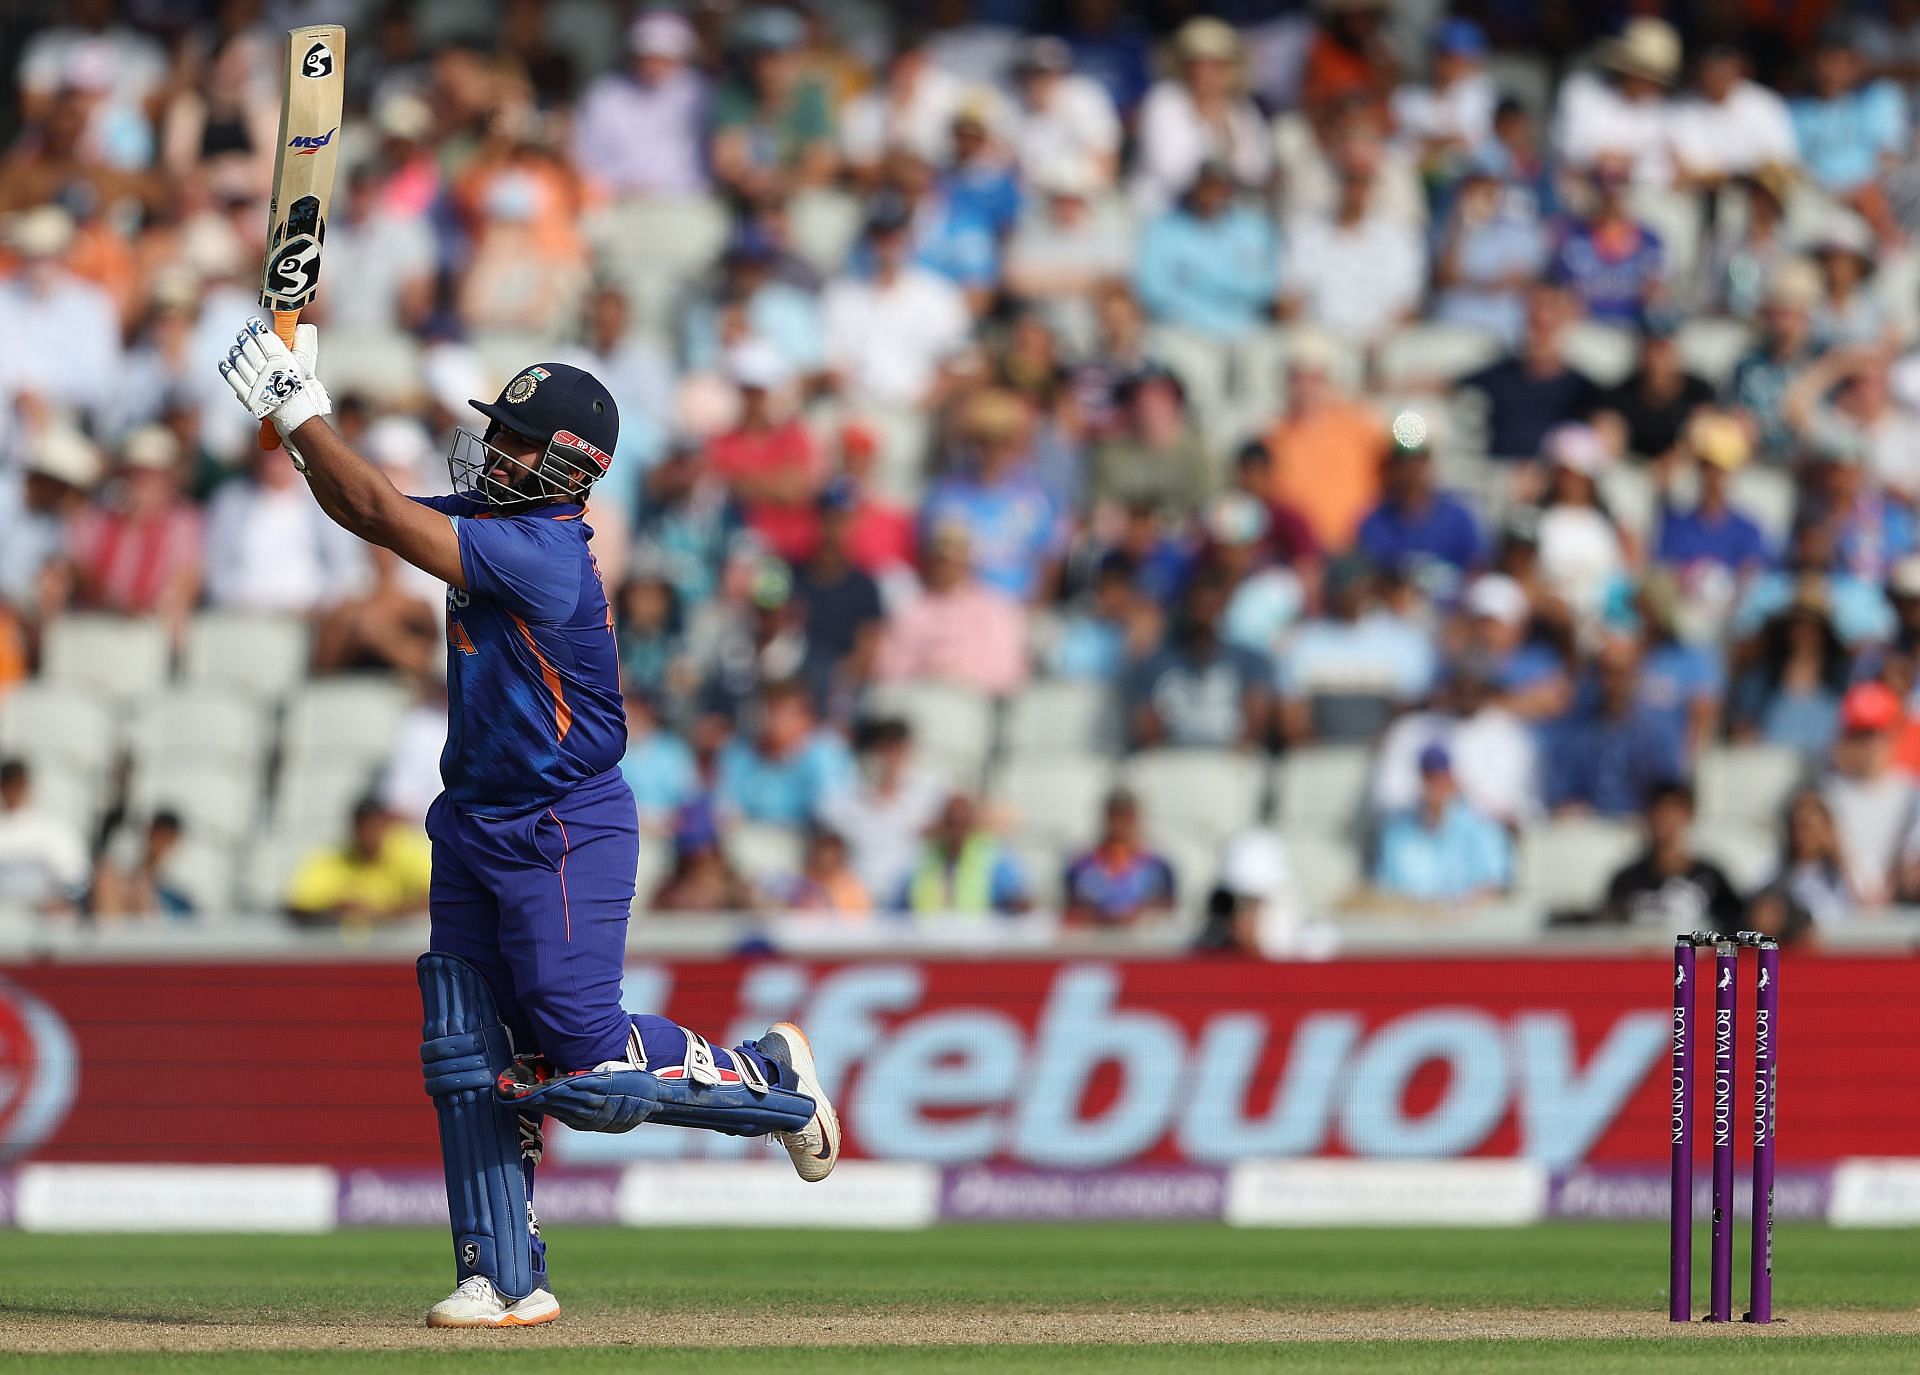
left=4, top=1307, right=1919, bottom=1352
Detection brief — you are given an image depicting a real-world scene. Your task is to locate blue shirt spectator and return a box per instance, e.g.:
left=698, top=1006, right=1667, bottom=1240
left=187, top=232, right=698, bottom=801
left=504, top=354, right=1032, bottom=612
left=1134, top=167, right=1278, bottom=340
left=1544, top=641, right=1688, bottom=816
left=1639, top=636, right=1724, bottom=759
left=1791, top=54, right=1906, bottom=194
left=1549, top=206, right=1663, bottom=327
left=922, top=393, right=1065, bottom=602
left=619, top=695, right=701, bottom=828
left=1373, top=746, right=1513, bottom=901
left=682, top=241, right=825, bottom=376
left=714, top=684, right=856, bottom=827
left=1062, top=789, right=1177, bottom=926
left=1356, top=441, right=1482, bottom=596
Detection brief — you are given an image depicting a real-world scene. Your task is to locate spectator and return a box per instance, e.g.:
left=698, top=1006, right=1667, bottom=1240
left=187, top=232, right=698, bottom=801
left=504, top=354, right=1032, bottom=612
left=572, top=10, right=718, bottom=197
left=453, top=113, right=590, bottom=337
left=1069, top=284, right=1156, bottom=441
left=376, top=680, right=449, bottom=829
left=819, top=717, right=948, bottom=901
left=0, top=423, right=99, bottom=622
left=1063, top=787, right=1177, bottom=929
left=1730, top=592, right=1848, bottom=759
left=1820, top=682, right=1916, bottom=907
left=1462, top=284, right=1601, bottom=463
left=1007, top=36, right=1122, bottom=189
left=709, top=8, right=835, bottom=200
left=1635, top=575, right=1725, bottom=766
left=1551, top=18, right=1681, bottom=185
left=1477, top=96, right=1555, bottom=218
left=1790, top=24, right=1907, bottom=227
left=1228, top=441, right=1322, bottom=574
left=1598, top=780, right=1743, bottom=930
left=311, top=539, right=440, bottom=677
left=564, top=283, right=677, bottom=505
left=1281, top=141, right=1426, bottom=349
left=1808, top=213, right=1893, bottom=352
left=1654, top=414, right=1770, bottom=586
left=1050, top=551, right=1155, bottom=680
left=0, top=207, right=121, bottom=426
left=614, top=564, right=687, bottom=705
left=90, top=810, right=192, bottom=921
left=1355, top=413, right=1482, bottom=597
left=1549, top=155, right=1664, bottom=328
left=1392, top=19, right=1496, bottom=170
left=895, top=792, right=1031, bottom=917
left=714, top=679, right=855, bottom=828
left=940, top=101, right=1022, bottom=244
left=815, top=432, right=915, bottom=578
left=619, top=691, right=701, bottom=833
left=1131, top=19, right=1270, bottom=213
left=1789, top=349, right=1920, bottom=504
left=876, top=522, right=1030, bottom=696
left=1747, top=789, right=1846, bottom=938
left=1003, top=155, right=1134, bottom=331
left=794, top=478, right=886, bottom=708
left=1732, top=517, right=1895, bottom=650
left=1728, top=260, right=1822, bottom=465
left=204, top=446, right=360, bottom=615
left=1595, top=313, right=1715, bottom=464
left=766, top=826, right=871, bottom=915
left=638, top=442, right=746, bottom=614
left=650, top=799, right=757, bottom=913
left=1262, top=329, right=1386, bottom=551
left=921, top=389, right=1062, bottom=602
left=323, top=164, right=435, bottom=335
left=1431, top=165, right=1550, bottom=346
left=705, top=341, right=820, bottom=564
left=1670, top=44, right=1798, bottom=187
left=1213, top=493, right=1308, bottom=663
left=1368, top=744, right=1512, bottom=905
left=1279, top=556, right=1434, bottom=744
left=1195, top=830, right=1313, bottom=958
left=1534, top=423, right=1631, bottom=624
left=840, top=29, right=964, bottom=177
left=821, top=196, right=971, bottom=407
left=683, top=231, right=827, bottom=379
left=1703, top=169, right=1796, bottom=320
left=1130, top=569, right=1272, bottom=749
left=1134, top=160, right=1278, bottom=341
left=0, top=758, right=87, bottom=918
left=1088, top=367, right=1211, bottom=518
left=285, top=798, right=431, bottom=929
left=1372, top=658, right=1541, bottom=825
left=1462, top=571, right=1572, bottom=719
left=1544, top=636, right=1688, bottom=817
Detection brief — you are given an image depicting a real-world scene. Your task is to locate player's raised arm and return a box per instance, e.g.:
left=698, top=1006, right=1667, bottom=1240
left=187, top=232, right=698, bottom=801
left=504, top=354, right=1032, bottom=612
left=219, top=317, right=465, bottom=588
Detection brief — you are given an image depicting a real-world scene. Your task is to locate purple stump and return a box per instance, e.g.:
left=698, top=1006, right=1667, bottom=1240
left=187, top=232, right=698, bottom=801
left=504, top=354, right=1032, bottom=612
left=1709, top=941, right=1738, bottom=1322
left=1670, top=938, right=1695, bottom=1322
left=1747, top=939, right=1779, bottom=1324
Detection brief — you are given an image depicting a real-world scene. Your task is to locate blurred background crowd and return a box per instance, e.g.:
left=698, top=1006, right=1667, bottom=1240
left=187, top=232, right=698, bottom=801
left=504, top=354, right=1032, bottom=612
left=7, top=0, right=1920, bottom=951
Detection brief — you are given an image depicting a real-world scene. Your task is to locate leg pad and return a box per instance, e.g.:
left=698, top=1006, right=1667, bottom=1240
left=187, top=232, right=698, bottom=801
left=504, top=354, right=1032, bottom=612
left=498, top=1066, right=814, bottom=1137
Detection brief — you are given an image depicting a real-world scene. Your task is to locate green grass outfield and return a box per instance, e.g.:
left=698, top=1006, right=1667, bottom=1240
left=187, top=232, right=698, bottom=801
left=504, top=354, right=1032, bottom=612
left=1, top=1224, right=1916, bottom=1372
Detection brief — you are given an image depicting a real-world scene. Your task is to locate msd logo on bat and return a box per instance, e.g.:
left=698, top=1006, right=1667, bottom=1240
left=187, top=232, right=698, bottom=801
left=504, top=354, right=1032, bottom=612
left=288, top=127, right=338, bottom=156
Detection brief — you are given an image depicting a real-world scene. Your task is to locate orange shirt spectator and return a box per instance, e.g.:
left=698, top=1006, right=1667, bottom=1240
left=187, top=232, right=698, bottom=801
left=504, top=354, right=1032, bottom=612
left=1263, top=333, right=1386, bottom=551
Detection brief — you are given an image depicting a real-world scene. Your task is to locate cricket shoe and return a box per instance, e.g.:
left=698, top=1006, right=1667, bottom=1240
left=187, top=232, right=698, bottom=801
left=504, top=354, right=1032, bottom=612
left=425, top=1275, right=560, bottom=1328
left=752, top=1022, right=840, bottom=1182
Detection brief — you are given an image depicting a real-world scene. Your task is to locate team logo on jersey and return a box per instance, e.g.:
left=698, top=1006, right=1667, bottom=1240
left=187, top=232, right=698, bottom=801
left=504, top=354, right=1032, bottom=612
left=504, top=366, right=551, bottom=405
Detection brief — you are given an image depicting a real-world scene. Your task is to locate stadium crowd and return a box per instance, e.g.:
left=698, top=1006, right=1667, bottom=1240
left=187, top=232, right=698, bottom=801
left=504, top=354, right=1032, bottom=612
left=7, top=0, right=1920, bottom=950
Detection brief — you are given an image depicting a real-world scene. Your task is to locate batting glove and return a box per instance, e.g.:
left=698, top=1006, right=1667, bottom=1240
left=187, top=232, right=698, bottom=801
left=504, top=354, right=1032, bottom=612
left=218, top=318, right=331, bottom=453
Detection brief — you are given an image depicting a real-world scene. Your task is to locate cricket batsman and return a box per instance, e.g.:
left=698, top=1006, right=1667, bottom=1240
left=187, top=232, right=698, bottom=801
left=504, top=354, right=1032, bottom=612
left=220, top=319, right=838, bottom=1328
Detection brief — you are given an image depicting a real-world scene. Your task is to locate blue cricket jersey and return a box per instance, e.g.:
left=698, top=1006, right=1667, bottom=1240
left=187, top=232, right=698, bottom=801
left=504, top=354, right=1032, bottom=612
left=414, top=496, right=626, bottom=817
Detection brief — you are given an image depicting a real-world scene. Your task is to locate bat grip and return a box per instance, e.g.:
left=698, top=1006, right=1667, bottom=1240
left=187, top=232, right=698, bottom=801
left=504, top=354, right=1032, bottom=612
left=257, top=309, right=301, bottom=451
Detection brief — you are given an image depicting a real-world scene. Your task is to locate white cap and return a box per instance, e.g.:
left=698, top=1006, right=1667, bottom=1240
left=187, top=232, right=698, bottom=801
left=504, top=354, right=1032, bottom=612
left=28, top=424, right=102, bottom=490
left=631, top=11, right=697, bottom=60
left=122, top=424, right=180, bottom=471
left=1035, top=152, right=1097, bottom=199
left=365, top=415, right=434, bottom=474
left=725, top=338, right=791, bottom=391
left=376, top=92, right=434, bottom=141
left=1543, top=422, right=1609, bottom=476
left=1285, top=327, right=1341, bottom=375
left=421, top=343, right=489, bottom=419
left=8, top=205, right=74, bottom=258
left=1465, top=573, right=1529, bottom=626
left=1220, top=831, right=1292, bottom=901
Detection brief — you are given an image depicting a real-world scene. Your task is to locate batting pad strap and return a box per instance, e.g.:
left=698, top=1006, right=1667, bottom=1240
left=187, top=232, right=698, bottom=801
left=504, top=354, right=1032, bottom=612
left=645, top=1073, right=814, bottom=1138
left=497, top=1067, right=662, bottom=1134
left=417, top=953, right=536, bottom=1302
left=497, top=1067, right=814, bottom=1137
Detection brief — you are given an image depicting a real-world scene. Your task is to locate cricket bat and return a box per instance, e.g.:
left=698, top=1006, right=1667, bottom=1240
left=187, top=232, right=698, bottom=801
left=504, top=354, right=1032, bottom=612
left=256, top=24, right=345, bottom=449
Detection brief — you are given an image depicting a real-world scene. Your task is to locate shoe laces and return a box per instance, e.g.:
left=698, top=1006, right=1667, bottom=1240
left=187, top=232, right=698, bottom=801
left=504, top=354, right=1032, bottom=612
left=455, top=1275, right=495, bottom=1300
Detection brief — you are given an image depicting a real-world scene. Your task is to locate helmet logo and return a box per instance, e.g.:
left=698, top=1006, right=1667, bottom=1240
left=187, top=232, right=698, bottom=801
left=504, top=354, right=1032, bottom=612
left=504, top=366, right=550, bottom=405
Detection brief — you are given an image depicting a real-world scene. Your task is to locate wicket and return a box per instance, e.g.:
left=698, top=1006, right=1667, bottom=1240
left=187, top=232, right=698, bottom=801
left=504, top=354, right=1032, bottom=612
left=1669, top=931, right=1779, bottom=1323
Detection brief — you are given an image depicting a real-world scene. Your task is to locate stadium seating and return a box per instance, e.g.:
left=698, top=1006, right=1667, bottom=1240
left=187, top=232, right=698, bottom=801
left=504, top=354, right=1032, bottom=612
left=865, top=681, right=997, bottom=787
left=183, top=612, right=311, bottom=700
left=281, top=679, right=411, bottom=771
left=988, top=754, right=1117, bottom=850
left=128, top=760, right=260, bottom=847
left=42, top=615, right=169, bottom=704
left=1515, top=817, right=1642, bottom=915
left=0, top=682, right=118, bottom=780
left=1696, top=744, right=1808, bottom=826
left=129, top=687, right=271, bottom=777
left=1273, top=745, right=1374, bottom=838
left=1001, top=680, right=1122, bottom=757
left=1121, top=748, right=1267, bottom=847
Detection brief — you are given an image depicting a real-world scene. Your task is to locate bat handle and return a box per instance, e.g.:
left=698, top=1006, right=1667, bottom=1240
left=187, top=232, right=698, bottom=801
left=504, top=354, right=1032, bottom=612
left=257, top=309, right=301, bottom=451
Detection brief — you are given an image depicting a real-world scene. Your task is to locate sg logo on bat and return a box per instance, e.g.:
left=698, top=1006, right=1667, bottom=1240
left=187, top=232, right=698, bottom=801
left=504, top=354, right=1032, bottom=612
left=264, top=235, right=322, bottom=309
left=301, top=42, right=334, bottom=78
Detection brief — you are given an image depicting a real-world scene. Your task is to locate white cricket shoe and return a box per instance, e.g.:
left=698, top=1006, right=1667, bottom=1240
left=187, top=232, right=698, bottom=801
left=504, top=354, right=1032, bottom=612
left=755, top=1022, right=840, bottom=1182
left=425, top=1275, right=560, bottom=1328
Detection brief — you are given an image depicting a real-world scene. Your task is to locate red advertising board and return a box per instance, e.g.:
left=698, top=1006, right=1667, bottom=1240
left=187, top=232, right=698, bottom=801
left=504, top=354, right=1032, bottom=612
left=1, top=953, right=1913, bottom=1169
